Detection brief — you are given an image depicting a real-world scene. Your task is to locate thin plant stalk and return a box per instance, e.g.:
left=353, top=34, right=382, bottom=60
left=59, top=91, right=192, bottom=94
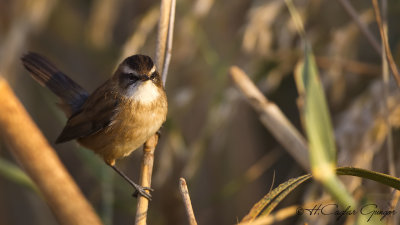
left=135, top=0, right=176, bottom=224
left=229, top=66, right=310, bottom=171
left=378, top=2, right=399, bottom=224
left=155, top=0, right=172, bottom=73
left=161, top=0, right=176, bottom=85
left=377, top=0, right=395, bottom=178
left=179, top=178, right=198, bottom=225
left=372, top=0, right=400, bottom=86
left=135, top=135, right=158, bottom=225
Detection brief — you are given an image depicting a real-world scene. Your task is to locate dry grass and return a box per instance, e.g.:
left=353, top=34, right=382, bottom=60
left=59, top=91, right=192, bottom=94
left=1, top=0, right=400, bottom=224
left=0, top=78, right=102, bottom=225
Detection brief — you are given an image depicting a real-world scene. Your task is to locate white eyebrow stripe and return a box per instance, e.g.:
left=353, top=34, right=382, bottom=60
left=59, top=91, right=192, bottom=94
left=148, top=65, right=156, bottom=75
left=121, top=65, right=139, bottom=75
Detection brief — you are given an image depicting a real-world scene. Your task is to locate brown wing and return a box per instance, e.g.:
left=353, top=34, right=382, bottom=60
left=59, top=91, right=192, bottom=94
left=55, top=83, right=119, bottom=143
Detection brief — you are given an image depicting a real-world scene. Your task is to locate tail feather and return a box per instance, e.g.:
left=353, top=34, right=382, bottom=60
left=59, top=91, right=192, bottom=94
left=21, top=52, right=89, bottom=116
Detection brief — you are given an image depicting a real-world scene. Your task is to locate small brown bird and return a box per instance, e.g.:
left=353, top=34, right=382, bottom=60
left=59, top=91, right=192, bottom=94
left=21, top=52, right=168, bottom=200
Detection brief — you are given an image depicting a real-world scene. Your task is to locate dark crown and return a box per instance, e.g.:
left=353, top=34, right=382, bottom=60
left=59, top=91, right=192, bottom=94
left=124, top=55, right=155, bottom=74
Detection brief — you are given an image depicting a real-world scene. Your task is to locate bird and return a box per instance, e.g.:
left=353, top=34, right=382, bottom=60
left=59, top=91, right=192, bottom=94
left=21, top=52, right=168, bottom=200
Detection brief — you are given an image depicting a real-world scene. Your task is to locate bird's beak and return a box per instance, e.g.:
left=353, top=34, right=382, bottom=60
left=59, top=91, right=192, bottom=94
left=139, top=75, right=150, bottom=81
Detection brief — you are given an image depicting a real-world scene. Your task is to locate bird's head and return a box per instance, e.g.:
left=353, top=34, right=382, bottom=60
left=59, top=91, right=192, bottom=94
left=116, top=55, right=163, bottom=103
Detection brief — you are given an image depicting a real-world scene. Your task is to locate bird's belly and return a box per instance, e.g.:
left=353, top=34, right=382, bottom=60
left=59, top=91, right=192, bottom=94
left=78, top=103, right=166, bottom=165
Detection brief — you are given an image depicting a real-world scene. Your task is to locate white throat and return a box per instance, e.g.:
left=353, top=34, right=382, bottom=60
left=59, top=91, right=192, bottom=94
left=126, top=81, right=160, bottom=104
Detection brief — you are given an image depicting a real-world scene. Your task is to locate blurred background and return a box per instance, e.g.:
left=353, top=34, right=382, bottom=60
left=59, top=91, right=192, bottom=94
left=1, top=0, right=400, bottom=224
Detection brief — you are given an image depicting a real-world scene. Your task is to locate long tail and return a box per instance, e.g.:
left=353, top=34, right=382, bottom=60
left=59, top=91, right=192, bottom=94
left=21, top=52, right=89, bottom=117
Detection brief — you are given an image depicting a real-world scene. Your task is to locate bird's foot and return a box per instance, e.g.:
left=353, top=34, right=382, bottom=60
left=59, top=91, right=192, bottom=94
left=132, top=185, right=154, bottom=200
left=109, top=165, right=154, bottom=200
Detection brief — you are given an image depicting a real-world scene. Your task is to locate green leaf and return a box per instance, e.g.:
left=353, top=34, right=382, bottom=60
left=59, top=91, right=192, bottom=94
left=337, top=167, right=400, bottom=190
left=240, top=167, right=399, bottom=223
left=295, top=43, right=336, bottom=169
left=0, top=158, right=38, bottom=192
left=240, top=174, right=312, bottom=223
left=294, top=43, right=355, bottom=207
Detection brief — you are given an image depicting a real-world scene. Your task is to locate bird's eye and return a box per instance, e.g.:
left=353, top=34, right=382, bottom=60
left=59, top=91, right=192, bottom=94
left=127, top=73, right=138, bottom=83
left=150, top=72, right=157, bottom=80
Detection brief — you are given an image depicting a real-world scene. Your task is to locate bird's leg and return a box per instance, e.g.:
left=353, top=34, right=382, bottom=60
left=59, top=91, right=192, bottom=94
left=109, top=165, right=154, bottom=200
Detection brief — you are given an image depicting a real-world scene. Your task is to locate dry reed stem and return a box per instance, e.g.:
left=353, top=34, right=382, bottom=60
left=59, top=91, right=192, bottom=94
left=179, top=178, right=198, bottom=225
left=135, top=0, right=175, bottom=224
left=155, top=0, right=172, bottom=73
left=0, top=78, right=102, bottom=225
left=336, top=0, right=381, bottom=54
left=161, top=0, right=176, bottom=85
left=372, top=0, right=400, bottom=87
left=135, top=135, right=158, bottom=225
left=229, top=66, right=310, bottom=171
